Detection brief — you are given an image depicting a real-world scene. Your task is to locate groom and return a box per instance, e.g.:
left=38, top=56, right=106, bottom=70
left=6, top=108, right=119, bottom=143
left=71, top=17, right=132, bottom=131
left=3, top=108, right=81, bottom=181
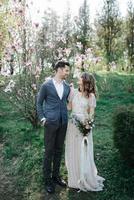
left=37, top=60, right=70, bottom=194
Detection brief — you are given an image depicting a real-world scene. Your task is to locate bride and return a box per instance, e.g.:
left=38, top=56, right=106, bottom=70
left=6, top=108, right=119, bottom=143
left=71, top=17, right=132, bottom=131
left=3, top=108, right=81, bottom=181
left=65, top=72, right=105, bottom=192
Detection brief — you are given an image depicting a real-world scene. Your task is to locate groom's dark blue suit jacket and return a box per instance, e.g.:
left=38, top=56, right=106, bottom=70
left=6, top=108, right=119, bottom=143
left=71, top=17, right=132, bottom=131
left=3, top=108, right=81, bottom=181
left=37, top=79, right=70, bottom=125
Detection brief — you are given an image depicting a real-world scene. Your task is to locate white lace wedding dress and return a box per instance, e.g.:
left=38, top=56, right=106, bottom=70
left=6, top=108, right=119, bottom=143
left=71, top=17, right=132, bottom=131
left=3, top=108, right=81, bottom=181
left=65, top=89, right=105, bottom=192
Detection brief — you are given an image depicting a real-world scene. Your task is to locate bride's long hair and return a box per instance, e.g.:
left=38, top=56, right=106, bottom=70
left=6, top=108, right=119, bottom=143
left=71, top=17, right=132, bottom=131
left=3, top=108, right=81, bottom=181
left=78, top=72, right=97, bottom=98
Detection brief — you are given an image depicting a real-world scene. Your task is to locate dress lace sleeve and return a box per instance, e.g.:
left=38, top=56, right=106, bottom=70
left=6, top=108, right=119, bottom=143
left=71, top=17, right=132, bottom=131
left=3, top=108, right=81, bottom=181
left=88, top=93, right=96, bottom=108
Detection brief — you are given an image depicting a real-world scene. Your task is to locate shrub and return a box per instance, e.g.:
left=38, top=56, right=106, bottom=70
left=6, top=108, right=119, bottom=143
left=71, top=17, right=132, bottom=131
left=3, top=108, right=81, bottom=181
left=3, top=67, right=53, bottom=128
left=113, top=105, right=134, bottom=167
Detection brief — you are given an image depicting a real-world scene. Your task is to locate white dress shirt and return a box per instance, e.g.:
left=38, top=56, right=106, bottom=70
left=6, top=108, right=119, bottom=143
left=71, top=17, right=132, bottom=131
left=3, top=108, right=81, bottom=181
left=52, top=78, right=64, bottom=100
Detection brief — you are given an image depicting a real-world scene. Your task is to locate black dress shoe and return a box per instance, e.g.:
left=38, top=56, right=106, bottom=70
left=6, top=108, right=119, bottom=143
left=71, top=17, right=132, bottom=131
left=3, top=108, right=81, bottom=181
left=46, top=184, right=55, bottom=194
left=52, top=176, right=67, bottom=187
left=45, top=179, right=55, bottom=194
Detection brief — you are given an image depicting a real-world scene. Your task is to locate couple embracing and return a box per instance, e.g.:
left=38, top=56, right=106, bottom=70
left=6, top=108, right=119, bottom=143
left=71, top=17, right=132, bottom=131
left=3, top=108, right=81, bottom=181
left=37, top=60, right=105, bottom=194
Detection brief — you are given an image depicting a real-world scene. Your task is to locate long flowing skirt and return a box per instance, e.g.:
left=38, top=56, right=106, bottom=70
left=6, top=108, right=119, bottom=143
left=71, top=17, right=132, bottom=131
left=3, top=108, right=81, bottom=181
left=65, top=120, right=105, bottom=192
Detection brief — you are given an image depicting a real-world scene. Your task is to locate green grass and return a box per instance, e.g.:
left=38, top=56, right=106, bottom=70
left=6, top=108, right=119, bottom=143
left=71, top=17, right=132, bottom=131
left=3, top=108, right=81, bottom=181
left=0, top=72, right=134, bottom=200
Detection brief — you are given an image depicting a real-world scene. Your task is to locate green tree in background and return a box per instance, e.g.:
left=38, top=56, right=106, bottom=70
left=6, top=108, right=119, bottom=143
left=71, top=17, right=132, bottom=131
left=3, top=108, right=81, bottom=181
left=0, top=0, right=9, bottom=72
left=126, top=0, right=134, bottom=71
left=74, top=0, right=91, bottom=54
left=96, top=0, right=122, bottom=70
left=61, top=1, right=73, bottom=49
left=36, top=9, right=60, bottom=66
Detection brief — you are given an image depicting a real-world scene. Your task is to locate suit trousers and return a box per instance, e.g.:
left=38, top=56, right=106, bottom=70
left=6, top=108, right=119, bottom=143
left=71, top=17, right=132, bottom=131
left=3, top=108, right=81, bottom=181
left=43, top=122, right=67, bottom=183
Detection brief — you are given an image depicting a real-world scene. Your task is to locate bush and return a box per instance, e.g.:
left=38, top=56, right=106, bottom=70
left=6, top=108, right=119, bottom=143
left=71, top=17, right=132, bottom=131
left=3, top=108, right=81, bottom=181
left=113, top=105, right=134, bottom=167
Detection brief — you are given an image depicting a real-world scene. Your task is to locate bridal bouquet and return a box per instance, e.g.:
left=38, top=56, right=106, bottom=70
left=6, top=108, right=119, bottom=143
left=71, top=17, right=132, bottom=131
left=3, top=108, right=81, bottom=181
left=73, top=116, right=95, bottom=136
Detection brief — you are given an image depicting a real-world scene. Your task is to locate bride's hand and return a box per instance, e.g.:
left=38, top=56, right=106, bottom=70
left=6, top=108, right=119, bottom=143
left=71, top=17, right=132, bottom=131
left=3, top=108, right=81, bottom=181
left=69, top=82, right=74, bottom=88
left=67, top=102, right=72, bottom=110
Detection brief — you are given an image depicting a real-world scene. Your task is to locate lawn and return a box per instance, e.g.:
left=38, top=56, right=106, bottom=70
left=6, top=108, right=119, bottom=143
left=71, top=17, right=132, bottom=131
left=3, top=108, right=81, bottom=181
left=0, top=72, right=134, bottom=200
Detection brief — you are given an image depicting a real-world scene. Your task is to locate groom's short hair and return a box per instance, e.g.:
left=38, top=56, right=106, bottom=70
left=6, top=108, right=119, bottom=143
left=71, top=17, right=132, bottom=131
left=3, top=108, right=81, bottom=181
left=54, top=60, right=70, bottom=71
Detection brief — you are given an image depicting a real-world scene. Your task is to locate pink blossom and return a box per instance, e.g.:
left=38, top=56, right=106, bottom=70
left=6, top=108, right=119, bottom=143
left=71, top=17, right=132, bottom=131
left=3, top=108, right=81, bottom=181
left=32, top=84, right=37, bottom=91
left=26, top=62, right=32, bottom=66
left=76, top=42, right=82, bottom=50
left=35, top=74, right=40, bottom=79
left=64, top=48, right=71, bottom=57
left=35, top=66, right=41, bottom=74
left=4, top=80, right=15, bottom=93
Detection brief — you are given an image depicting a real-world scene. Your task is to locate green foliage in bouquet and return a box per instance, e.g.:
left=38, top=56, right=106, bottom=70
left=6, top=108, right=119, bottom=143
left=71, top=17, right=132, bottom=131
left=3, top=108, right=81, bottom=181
left=73, top=115, right=94, bottom=136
